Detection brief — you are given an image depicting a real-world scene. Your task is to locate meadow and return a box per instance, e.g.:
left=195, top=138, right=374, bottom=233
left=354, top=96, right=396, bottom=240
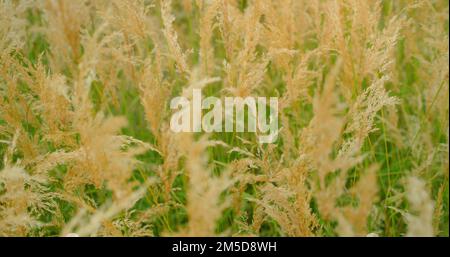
left=0, top=0, right=448, bottom=237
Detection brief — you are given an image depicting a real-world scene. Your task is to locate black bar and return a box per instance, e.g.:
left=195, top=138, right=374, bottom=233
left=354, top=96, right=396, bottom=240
left=0, top=237, right=447, bottom=256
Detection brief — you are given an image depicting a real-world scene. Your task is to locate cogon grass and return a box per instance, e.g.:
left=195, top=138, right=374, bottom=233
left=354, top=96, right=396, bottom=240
left=0, top=0, right=448, bottom=237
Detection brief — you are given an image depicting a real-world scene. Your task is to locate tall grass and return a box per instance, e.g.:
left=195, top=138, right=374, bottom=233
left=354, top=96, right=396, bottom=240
left=0, top=0, right=448, bottom=237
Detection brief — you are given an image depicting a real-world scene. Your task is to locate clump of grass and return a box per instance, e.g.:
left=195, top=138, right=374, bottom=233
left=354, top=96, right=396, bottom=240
left=0, top=0, right=448, bottom=237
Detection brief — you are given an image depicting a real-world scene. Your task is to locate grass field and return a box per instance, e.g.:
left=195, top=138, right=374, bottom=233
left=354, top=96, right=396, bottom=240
left=0, top=0, right=448, bottom=237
